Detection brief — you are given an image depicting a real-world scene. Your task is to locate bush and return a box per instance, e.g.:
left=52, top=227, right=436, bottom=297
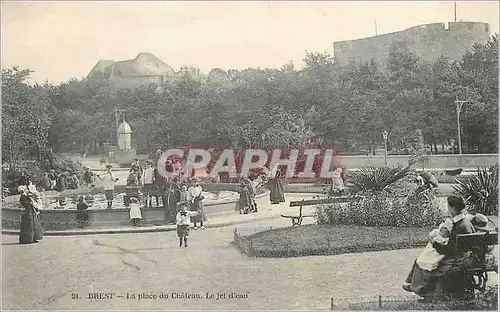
left=2, top=161, right=43, bottom=195
left=346, top=166, right=411, bottom=193
left=50, top=156, right=85, bottom=179
left=317, top=176, right=444, bottom=227
left=453, top=165, right=498, bottom=215
left=2, top=156, right=85, bottom=195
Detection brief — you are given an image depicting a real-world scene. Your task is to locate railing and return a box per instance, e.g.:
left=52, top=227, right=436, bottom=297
left=330, top=294, right=420, bottom=310
left=232, top=227, right=274, bottom=257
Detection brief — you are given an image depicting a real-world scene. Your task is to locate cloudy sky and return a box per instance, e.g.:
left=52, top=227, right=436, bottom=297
left=2, top=1, right=499, bottom=84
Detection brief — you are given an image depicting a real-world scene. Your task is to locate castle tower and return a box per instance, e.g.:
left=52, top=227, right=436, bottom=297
left=117, top=119, right=132, bottom=150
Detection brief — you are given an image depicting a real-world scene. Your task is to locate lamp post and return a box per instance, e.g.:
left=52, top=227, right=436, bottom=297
left=382, top=131, right=388, bottom=166
left=455, top=96, right=469, bottom=154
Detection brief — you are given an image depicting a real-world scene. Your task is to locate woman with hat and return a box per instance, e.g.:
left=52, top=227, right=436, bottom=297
left=18, top=180, right=44, bottom=244
left=237, top=180, right=253, bottom=214
left=188, top=178, right=206, bottom=230
left=403, top=195, right=476, bottom=301
left=268, top=167, right=286, bottom=205
left=471, top=213, right=498, bottom=272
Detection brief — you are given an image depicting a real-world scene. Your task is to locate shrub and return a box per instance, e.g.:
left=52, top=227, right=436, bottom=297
left=50, top=156, right=85, bottom=179
left=2, top=156, right=85, bottom=195
left=453, top=165, right=498, bottom=215
left=2, top=161, right=43, bottom=195
left=317, top=177, right=444, bottom=227
left=347, top=166, right=411, bottom=193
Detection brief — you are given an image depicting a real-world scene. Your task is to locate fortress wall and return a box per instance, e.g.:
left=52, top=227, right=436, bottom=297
left=333, top=22, right=491, bottom=68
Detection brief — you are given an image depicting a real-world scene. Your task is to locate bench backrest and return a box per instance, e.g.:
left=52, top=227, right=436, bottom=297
left=456, top=231, right=498, bottom=262
left=289, top=196, right=360, bottom=208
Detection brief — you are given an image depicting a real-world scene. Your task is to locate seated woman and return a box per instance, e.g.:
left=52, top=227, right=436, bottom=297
left=403, top=195, right=476, bottom=301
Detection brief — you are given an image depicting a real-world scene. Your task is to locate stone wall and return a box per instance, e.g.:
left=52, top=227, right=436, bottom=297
left=333, top=22, right=491, bottom=68
left=334, top=154, right=498, bottom=169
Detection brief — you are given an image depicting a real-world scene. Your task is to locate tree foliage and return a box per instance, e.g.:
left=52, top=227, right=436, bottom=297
left=2, top=35, right=498, bottom=161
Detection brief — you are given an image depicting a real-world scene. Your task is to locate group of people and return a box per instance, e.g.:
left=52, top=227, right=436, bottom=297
left=121, top=158, right=207, bottom=229
left=403, top=195, right=498, bottom=301
left=237, top=178, right=259, bottom=214
left=34, top=170, right=80, bottom=192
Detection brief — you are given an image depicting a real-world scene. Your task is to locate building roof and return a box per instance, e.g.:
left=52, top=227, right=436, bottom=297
left=87, top=53, right=175, bottom=79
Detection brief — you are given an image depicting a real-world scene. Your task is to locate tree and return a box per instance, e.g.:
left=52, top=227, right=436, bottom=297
left=2, top=67, right=52, bottom=162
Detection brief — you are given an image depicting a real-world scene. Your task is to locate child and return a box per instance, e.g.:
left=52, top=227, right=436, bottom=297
left=416, top=218, right=454, bottom=271
left=176, top=202, right=199, bottom=247
left=129, top=197, right=142, bottom=226
left=76, top=196, right=89, bottom=228
left=332, top=167, right=344, bottom=190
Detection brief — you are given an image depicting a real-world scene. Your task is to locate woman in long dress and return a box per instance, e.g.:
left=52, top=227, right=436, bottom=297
left=403, top=195, right=476, bottom=301
left=269, top=169, right=285, bottom=204
left=18, top=182, right=43, bottom=244
left=188, top=180, right=206, bottom=230
left=237, top=181, right=253, bottom=214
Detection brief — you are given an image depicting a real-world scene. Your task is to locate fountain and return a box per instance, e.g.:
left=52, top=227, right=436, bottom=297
left=1, top=182, right=251, bottom=230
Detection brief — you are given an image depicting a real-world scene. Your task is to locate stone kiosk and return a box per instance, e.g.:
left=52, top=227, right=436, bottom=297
left=115, top=119, right=137, bottom=165
left=115, top=118, right=140, bottom=206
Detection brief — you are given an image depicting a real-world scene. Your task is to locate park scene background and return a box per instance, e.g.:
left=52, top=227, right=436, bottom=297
left=2, top=2, right=500, bottom=311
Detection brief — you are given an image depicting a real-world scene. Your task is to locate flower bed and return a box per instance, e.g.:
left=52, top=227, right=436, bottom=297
left=242, top=224, right=432, bottom=258
left=317, top=177, right=444, bottom=228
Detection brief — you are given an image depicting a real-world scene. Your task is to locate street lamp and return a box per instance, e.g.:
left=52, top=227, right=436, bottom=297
left=455, top=96, right=469, bottom=154
left=382, top=131, right=389, bottom=166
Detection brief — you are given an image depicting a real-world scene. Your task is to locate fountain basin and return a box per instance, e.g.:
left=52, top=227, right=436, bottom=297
left=2, top=185, right=267, bottom=231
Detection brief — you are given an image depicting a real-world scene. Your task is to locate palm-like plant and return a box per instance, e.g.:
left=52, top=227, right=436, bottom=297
left=347, top=166, right=411, bottom=193
left=453, top=165, right=498, bottom=215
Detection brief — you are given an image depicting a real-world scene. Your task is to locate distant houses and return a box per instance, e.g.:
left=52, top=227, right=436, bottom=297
left=87, top=52, right=189, bottom=89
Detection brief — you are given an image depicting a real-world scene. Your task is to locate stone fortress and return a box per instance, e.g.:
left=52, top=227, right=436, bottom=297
left=88, top=21, right=491, bottom=88
left=333, top=21, right=491, bottom=68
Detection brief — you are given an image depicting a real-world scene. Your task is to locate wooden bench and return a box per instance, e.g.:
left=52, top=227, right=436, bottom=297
left=282, top=196, right=360, bottom=226
left=456, top=231, right=498, bottom=293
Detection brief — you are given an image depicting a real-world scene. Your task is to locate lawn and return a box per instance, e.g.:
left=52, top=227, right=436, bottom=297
left=246, top=224, right=433, bottom=258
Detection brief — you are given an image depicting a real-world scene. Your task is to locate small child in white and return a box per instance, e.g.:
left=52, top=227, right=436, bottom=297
left=416, top=218, right=454, bottom=271
left=176, top=202, right=199, bottom=247
left=332, top=167, right=344, bottom=190
left=129, top=197, right=142, bottom=227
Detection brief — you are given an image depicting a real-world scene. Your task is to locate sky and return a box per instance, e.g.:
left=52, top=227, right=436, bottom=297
left=2, top=1, right=499, bottom=85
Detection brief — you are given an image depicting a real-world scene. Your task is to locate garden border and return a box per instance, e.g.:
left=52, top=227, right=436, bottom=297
left=232, top=225, right=430, bottom=258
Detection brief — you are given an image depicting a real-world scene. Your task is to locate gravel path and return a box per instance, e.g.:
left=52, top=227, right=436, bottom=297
left=3, top=193, right=498, bottom=310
